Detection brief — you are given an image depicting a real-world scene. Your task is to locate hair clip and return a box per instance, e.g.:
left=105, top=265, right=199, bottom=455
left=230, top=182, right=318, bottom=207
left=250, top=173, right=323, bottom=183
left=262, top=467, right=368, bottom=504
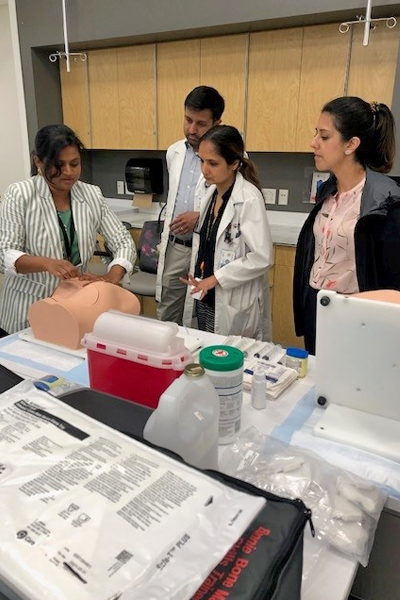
left=370, top=101, right=379, bottom=113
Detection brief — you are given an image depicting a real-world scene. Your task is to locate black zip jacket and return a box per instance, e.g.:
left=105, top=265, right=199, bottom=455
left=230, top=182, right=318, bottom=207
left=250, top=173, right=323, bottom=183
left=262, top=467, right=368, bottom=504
left=293, top=168, right=400, bottom=337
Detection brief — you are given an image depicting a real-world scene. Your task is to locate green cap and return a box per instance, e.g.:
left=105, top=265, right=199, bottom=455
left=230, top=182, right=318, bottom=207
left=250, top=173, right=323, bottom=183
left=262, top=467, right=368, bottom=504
left=199, top=345, right=244, bottom=372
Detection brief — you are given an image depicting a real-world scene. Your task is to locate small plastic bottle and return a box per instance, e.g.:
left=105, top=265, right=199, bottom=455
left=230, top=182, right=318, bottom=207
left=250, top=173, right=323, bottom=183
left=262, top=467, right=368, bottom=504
left=143, top=363, right=219, bottom=470
left=285, top=347, right=309, bottom=378
left=251, top=368, right=266, bottom=410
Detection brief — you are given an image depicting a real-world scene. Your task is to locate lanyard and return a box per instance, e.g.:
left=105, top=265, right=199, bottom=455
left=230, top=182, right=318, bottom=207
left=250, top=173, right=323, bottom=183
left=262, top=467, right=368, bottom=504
left=200, top=192, right=219, bottom=276
left=57, top=210, right=76, bottom=262
left=205, top=192, right=218, bottom=243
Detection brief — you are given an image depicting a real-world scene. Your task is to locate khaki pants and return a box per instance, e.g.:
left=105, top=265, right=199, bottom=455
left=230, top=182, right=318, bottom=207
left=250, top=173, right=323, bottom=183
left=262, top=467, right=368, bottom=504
left=157, top=241, right=192, bottom=324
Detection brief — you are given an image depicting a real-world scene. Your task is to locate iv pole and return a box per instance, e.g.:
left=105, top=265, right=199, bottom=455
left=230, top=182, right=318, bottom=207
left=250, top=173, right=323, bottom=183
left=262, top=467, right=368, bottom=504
left=339, top=0, right=397, bottom=46
left=49, top=0, right=86, bottom=72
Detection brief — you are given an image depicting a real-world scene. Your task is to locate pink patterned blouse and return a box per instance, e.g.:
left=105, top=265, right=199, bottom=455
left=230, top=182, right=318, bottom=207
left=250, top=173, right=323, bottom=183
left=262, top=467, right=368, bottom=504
left=310, top=177, right=366, bottom=293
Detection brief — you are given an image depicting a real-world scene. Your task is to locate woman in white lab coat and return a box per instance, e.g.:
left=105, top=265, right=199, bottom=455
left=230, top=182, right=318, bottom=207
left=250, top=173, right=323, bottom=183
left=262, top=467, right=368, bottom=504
left=181, top=125, right=273, bottom=338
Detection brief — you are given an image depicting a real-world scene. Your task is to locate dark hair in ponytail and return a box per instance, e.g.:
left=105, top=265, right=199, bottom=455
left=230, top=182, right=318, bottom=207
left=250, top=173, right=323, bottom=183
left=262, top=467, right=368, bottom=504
left=31, top=124, right=84, bottom=179
left=199, top=125, right=261, bottom=189
left=322, top=96, right=396, bottom=173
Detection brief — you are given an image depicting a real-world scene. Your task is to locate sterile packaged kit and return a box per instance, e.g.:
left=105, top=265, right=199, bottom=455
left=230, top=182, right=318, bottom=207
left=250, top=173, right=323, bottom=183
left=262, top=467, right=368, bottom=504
left=0, top=380, right=310, bottom=600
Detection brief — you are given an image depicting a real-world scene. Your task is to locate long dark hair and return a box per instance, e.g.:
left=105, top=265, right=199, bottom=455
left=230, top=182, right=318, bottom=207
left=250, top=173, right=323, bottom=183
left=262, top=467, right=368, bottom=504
left=322, top=96, right=395, bottom=173
left=199, top=124, right=261, bottom=189
left=31, top=124, right=84, bottom=179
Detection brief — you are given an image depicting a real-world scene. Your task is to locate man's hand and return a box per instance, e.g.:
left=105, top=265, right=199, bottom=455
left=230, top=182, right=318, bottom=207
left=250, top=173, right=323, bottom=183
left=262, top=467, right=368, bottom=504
left=170, top=211, right=199, bottom=235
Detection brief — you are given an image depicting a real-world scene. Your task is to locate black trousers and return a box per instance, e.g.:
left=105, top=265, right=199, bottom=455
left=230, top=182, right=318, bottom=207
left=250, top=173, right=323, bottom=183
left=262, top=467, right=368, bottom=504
left=0, top=328, right=9, bottom=339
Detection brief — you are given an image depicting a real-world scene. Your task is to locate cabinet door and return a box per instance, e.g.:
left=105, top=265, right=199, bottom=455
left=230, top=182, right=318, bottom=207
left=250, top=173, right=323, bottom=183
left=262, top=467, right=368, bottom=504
left=117, top=44, right=157, bottom=150
left=347, top=24, right=400, bottom=107
left=60, top=57, right=91, bottom=147
left=272, top=246, right=304, bottom=348
left=295, top=24, right=350, bottom=152
left=88, top=48, right=120, bottom=149
left=157, top=40, right=200, bottom=150
left=200, top=34, right=247, bottom=134
left=246, top=29, right=303, bottom=151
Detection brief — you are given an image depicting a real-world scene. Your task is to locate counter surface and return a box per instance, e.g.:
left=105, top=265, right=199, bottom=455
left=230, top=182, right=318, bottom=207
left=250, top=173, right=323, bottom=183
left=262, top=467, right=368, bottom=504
left=105, top=197, right=308, bottom=246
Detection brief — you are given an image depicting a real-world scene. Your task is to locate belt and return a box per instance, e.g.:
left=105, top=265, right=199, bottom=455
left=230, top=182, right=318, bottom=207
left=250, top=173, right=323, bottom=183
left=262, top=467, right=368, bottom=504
left=169, top=234, right=192, bottom=248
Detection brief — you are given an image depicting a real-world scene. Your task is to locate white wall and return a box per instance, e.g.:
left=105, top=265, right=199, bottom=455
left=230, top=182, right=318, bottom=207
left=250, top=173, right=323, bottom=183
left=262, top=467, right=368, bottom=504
left=0, top=1, right=30, bottom=197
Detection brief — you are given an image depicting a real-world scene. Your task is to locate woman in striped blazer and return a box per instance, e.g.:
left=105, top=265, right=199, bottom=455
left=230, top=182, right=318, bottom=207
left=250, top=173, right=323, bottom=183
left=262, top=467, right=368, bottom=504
left=0, top=124, right=136, bottom=335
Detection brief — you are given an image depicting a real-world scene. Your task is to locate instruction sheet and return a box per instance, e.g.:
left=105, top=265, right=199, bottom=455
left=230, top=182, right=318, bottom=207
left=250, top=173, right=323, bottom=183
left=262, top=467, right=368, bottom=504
left=0, top=381, right=265, bottom=600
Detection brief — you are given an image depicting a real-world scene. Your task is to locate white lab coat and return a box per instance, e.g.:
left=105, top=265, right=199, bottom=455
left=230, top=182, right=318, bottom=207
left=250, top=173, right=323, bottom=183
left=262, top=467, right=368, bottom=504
left=193, top=172, right=273, bottom=338
left=156, top=139, right=208, bottom=325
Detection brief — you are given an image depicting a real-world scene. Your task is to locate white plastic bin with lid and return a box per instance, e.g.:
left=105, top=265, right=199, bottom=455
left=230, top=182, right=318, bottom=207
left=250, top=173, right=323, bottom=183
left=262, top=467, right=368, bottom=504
left=81, top=311, right=191, bottom=408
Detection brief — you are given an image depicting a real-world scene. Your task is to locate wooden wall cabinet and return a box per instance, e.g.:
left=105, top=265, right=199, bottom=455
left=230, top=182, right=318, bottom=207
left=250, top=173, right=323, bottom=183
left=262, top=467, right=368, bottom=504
left=60, top=23, right=400, bottom=152
left=157, top=39, right=200, bottom=150
left=88, top=48, right=120, bottom=149
left=246, top=28, right=303, bottom=151
left=60, top=57, right=91, bottom=147
left=347, top=24, right=400, bottom=106
left=117, top=45, right=157, bottom=150
left=295, top=23, right=350, bottom=152
left=200, top=34, right=247, bottom=134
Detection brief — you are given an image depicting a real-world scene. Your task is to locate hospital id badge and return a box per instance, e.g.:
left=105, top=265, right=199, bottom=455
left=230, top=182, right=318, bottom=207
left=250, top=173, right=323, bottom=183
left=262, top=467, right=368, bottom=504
left=219, top=249, right=236, bottom=268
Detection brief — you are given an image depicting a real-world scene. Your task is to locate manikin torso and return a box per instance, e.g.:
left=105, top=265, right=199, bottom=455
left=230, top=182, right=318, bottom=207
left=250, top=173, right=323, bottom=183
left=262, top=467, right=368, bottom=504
left=28, top=279, right=140, bottom=349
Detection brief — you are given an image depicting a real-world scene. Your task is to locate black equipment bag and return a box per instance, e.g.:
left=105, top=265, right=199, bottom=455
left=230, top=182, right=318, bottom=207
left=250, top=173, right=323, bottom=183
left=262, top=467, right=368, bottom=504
left=59, top=385, right=312, bottom=600
left=0, top=365, right=311, bottom=600
left=190, top=472, right=311, bottom=600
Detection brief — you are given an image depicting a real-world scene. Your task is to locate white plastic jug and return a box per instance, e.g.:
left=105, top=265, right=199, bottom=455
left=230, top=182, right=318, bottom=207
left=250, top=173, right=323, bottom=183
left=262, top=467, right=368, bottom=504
left=143, top=363, right=219, bottom=470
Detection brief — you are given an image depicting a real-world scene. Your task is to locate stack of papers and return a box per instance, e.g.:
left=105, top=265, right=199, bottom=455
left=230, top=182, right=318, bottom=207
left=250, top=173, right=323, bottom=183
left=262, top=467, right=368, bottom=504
left=243, top=357, right=298, bottom=400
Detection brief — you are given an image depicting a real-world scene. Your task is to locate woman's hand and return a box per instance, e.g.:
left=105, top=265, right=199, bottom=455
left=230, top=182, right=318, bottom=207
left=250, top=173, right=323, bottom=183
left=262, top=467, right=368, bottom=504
left=79, top=264, right=126, bottom=285
left=179, top=273, right=218, bottom=300
left=43, top=258, right=81, bottom=280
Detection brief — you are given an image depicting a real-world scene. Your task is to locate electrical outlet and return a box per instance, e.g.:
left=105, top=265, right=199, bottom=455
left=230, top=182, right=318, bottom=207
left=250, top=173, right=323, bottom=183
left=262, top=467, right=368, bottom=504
left=262, top=188, right=276, bottom=205
left=117, top=180, right=125, bottom=195
left=278, top=189, right=289, bottom=206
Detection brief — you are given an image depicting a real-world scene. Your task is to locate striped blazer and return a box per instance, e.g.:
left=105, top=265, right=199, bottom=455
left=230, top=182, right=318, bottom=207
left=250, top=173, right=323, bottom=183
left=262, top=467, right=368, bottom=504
left=0, top=176, right=136, bottom=333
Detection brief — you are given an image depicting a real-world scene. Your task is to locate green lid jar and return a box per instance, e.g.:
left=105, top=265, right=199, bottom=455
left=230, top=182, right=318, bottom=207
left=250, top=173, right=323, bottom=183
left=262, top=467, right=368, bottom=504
left=199, top=345, right=244, bottom=371
left=199, top=345, right=244, bottom=445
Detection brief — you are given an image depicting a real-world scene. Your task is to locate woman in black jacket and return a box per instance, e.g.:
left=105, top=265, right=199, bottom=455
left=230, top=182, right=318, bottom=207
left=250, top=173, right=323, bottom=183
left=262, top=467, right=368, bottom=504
left=293, top=96, right=399, bottom=354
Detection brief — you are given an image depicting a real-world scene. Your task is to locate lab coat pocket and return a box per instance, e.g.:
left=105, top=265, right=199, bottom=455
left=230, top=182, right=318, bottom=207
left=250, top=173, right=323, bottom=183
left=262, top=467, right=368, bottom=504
left=6, top=272, right=52, bottom=299
left=219, top=300, right=261, bottom=338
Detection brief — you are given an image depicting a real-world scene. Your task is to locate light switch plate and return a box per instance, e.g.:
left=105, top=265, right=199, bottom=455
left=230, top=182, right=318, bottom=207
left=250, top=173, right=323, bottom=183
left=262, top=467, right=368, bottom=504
left=262, top=188, right=276, bottom=205
left=117, top=180, right=125, bottom=195
left=278, top=189, right=289, bottom=205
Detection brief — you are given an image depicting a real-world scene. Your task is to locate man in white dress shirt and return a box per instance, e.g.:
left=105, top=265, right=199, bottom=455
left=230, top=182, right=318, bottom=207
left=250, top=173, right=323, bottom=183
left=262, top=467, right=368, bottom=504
left=156, top=86, right=225, bottom=324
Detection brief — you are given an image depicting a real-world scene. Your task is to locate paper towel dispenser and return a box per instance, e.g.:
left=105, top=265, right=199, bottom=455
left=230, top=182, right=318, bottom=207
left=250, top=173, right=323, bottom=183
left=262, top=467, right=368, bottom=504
left=125, top=158, right=164, bottom=195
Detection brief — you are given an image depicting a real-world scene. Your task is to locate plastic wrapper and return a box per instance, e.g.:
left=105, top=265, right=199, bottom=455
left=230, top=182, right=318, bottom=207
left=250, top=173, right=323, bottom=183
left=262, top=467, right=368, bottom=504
left=0, top=381, right=265, bottom=600
left=219, top=426, right=388, bottom=567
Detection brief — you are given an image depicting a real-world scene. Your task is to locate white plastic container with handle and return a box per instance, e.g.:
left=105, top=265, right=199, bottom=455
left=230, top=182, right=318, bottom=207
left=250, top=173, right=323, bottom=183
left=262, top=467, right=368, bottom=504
left=143, top=363, right=219, bottom=470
